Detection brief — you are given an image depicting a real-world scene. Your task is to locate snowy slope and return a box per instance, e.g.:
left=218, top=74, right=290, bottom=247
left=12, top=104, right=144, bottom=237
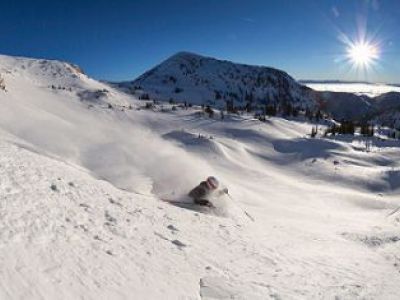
left=370, top=92, right=400, bottom=127
left=0, top=54, right=157, bottom=194
left=316, top=91, right=373, bottom=121
left=1, top=53, right=400, bottom=299
left=118, top=52, right=400, bottom=124
left=302, top=81, right=400, bottom=124
left=123, top=52, right=317, bottom=110
left=0, top=54, right=130, bottom=107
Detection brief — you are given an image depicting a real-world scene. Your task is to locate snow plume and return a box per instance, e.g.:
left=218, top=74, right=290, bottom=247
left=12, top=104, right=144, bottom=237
left=83, top=124, right=217, bottom=198
left=3, top=103, right=215, bottom=201
left=18, top=112, right=216, bottom=198
left=0, top=55, right=215, bottom=200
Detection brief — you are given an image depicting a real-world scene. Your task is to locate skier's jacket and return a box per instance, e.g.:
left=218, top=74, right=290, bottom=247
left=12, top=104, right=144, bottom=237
left=188, top=181, right=212, bottom=203
left=188, top=181, right=228, bottom=206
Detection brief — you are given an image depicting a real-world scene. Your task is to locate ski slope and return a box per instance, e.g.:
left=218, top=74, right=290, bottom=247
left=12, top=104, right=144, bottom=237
left=1, top=54, right=400, bottom=299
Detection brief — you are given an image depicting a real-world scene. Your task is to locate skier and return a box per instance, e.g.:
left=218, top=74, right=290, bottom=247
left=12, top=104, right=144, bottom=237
left=188, top=176, right=228, bottom=207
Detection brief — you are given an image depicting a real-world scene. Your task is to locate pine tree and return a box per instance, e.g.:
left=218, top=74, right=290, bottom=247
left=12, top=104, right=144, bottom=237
left=265, top=105, right=277, bottom=117
left=310, top=126, right=317, bottom=138
left=292, top=107, right=299, bottom=117
left=360, top=123, right=374, bottom=137
left=215, top=90, right=222, bottom=100
left=226, top=100, right=234, bottom=113
left=282, top=103, right=293, bottom=117
left=205, top=105, right=214, bottom=118
left=139, top=93, right=150, bottom=100
left=245, top=102, right=252, bottom=113
left=315, top=110, right=322, bottom=122
left=338, top=120, right=355, bottom=135
left=324, top=123, right=338, bottom=136
left=305, top=108, right=313, bottom=121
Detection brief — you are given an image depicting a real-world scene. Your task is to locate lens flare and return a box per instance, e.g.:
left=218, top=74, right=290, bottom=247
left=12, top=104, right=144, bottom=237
left=334, top=11, right=383, bottom=79
left=336, top=31, right=382, bottom=78
left=347, top=41, right=379, bottom=69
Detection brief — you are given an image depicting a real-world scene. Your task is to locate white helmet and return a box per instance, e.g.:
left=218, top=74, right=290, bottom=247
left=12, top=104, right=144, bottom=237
left=206, top=176, right=219, bottom=190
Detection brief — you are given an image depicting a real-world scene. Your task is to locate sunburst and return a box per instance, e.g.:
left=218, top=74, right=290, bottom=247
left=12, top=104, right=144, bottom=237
left=346, top=40, right=379, bottom=70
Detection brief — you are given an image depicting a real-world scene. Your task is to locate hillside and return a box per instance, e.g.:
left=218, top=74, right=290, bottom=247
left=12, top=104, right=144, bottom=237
left=121, top=52, right=317, bottom=111
left=1, top=53, right=400, bottom=299
left=305, top=81, right=400, bottom=125
left=117, top=52, right=400, bottom=125
left=316, top=91, right=373, bottom=121
left=370, top=92, right=400, bottom=128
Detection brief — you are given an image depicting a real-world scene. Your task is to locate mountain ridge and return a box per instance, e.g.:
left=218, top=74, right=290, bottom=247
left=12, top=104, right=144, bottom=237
left=115, top=51, right=400, bottom=125
left=125, top=51, right=318, bottom=111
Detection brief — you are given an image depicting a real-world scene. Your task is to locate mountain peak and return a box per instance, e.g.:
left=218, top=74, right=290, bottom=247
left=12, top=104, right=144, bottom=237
left=170, top=51, right=203, bottom=59
left=132, top=52, right=315, bottom=110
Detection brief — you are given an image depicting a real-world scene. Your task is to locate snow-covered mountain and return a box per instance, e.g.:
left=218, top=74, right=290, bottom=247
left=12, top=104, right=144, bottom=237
left=373, top=92, right=400, bottom=112
left=370, top=92, right=400, bottom=127
left=316, top=91, right=373, bottom=121
left=302, top=80, right=400, bottom=125
left=1, top=53, right=400, bottom=299
left=320, top=91, right=400, bottom=126
left=120, top=52, right=317, bottom=110
left=0, top=54, right=132, bottom=108
left=116, top=52, right=400, bottom=126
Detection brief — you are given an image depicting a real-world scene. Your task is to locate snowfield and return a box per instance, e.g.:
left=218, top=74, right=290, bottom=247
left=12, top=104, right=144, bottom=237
left=1, top=54, right=400, bottom=299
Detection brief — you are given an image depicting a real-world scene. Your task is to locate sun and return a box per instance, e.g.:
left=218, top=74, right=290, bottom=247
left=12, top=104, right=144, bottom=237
left=337, top=28, right=382, bottom=77
left=346, top=41, right=379, bottom=69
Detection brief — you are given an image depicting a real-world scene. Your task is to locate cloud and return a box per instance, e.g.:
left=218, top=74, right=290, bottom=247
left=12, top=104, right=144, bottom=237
left=240, top=17, right=256, bottom=24
left=371, top=0, right=380, bottom=11
left=331, top=6, right=340, bottom=18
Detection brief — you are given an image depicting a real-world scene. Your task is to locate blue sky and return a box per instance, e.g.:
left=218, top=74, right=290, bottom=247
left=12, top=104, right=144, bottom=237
left=1, top=0, right=399, bottom=82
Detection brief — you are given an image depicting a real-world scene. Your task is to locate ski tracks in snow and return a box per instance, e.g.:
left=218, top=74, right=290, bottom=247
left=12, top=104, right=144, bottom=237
left=1, top=138, right=400, bottom=299
left=0, top=140, right=189, bottom=298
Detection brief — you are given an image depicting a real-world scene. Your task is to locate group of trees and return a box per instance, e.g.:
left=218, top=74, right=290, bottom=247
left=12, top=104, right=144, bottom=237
left=387, top=129, right=400, bottom=139
left=134, top=90, right=400, bottom=144
left=305, top=109, right=323, bottom=122
left=253, top=103, right=325, bottom=123
left=135, top=88, right=329, bottom=132
left=359, top=123, right=375, bottom=137
left=139, top=93, right=150, bottom=100
left=136, top=84, right=325, bottom=123
left=0, top=76, right=5, bottom=91
left=50, top=85, right=74, bottom=92
left=204, top=105, right=214, bottom=118
left=317, top=120, right=375, bottom=138
left=326, top=121, right=356, bottom=135
left=174, top=87, right=183, bottom=94
left=310, top=126, right=318, bottom=138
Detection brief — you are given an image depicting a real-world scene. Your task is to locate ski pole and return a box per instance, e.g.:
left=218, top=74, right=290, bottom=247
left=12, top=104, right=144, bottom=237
left=386, top=206, right=400, bottom=218
left=226, top=193, right=255, bottom=222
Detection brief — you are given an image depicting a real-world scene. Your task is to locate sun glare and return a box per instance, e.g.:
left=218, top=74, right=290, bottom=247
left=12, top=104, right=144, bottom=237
left=347, top=41, right=379, bottom=67
left=337, top=23, right=382, bottom=77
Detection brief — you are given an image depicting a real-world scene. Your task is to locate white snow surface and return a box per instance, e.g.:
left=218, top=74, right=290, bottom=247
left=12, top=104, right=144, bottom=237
left=1, top=54, right=400, bottom=299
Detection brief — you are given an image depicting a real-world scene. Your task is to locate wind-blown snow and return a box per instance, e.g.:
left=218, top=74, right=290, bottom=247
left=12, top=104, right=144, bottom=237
left=1, top=54, right=400, bottom=299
